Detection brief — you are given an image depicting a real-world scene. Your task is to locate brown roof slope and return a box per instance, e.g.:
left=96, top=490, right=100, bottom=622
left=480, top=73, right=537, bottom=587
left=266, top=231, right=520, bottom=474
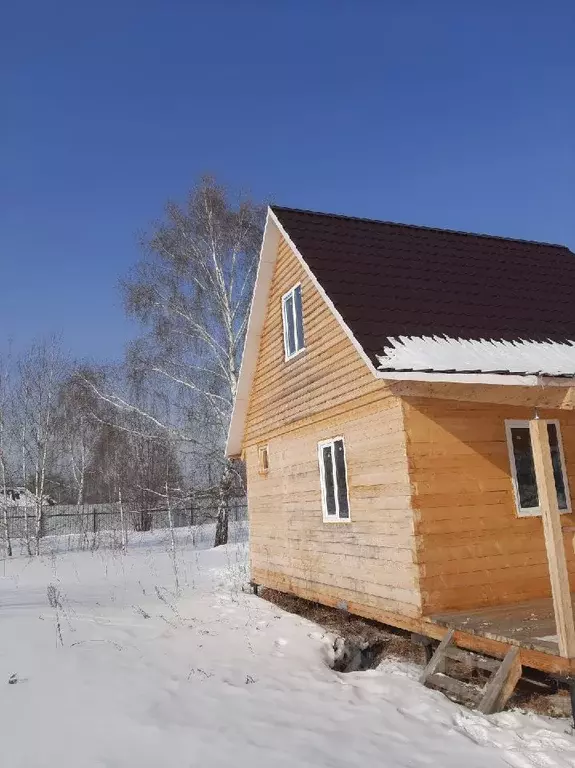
left=271, top=206, right=575, bottom=367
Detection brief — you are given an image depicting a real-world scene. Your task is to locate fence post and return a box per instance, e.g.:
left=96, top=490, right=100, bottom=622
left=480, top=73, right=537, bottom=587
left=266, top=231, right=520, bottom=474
left=92, top=507, right=97, bottom=535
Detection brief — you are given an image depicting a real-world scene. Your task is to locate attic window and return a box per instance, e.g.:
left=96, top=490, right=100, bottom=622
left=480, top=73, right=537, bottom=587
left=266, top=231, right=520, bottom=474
left=318, top=437, right=350, bottom=521
left=505, top=419, right=571, bottom=517
left=258, top=445, right=269, bottom=475
left=282, top=284, right=305, bottom=359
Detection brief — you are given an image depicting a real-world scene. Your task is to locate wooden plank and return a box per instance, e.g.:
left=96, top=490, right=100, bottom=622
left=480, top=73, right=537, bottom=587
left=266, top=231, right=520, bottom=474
left=530, top=418, right=575, bottom=658
left=397, top=382, right=575, bottom=412
left=420, top=629, right=454, bottom=683
left=444, top=646, right=499, bottom=672
left=426, top=673, right=481, bottom=704
left=477, top=647, right=522, bottom=714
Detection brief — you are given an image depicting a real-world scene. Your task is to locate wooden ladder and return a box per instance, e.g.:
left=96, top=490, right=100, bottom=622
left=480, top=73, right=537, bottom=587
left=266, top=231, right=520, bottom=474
left=420, top=630, right=522, bottom=714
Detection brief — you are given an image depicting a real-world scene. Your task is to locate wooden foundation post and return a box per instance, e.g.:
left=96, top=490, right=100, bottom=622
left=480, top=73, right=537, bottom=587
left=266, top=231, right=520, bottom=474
left=529, top=419, right=575, bottom=658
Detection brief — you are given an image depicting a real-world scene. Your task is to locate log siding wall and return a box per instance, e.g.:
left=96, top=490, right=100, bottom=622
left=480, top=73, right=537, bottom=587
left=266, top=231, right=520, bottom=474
left=242, top=234, right=575, bottom=625
left=404, top=397, right=575, bottom=614
left=244, top=237, right=421, bottom=618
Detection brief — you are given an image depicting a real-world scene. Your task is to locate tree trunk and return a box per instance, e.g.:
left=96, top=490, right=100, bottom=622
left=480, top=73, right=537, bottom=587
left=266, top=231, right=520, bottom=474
left=0, top=459, right=12, bottom=558
left=165, top=481, right=179, bottom=590
left=118, top=487, right=127, bottom=551
left=1, top=502, right=11, bottom=558
left=34, top=499, right=44, bottom=556
left=214, top=461, right=232, bottom=547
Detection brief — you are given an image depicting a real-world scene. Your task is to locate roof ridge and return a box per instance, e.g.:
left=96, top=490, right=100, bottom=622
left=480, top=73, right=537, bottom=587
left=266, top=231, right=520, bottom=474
left=270, top=205, right=568, bottom=250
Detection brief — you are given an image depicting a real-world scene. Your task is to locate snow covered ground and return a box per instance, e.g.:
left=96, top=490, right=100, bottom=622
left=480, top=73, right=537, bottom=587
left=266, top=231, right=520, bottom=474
left=1, top=526, right=574, bottom=768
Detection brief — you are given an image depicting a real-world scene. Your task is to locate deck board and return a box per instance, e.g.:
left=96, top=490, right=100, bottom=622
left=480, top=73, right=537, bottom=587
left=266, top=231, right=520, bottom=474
left=428, top=596, right=571, bottom=656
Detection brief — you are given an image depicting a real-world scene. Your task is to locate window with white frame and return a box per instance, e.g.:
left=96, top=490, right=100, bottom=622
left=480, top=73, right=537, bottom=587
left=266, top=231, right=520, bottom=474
left=505, top=419, right=570, bottom=517
left=318, top=437, right=350, bottom=520
left=282, top=284, right=305, bottom=359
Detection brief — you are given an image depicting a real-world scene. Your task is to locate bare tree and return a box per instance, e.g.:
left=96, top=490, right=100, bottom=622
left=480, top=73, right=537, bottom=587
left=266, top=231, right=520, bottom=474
left=56, top=368, right=103, bottom=507
left=14, top=339, right=68, bottom=555
left=0, top=358, right=13, bottom=557
left=119, top=176, right=264, bottom=545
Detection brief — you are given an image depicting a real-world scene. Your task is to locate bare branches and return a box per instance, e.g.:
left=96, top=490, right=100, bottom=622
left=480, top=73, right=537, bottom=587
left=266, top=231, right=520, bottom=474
left=116, top=176, right=264, bottom=545
left=0, top=177, right=261, bottom=555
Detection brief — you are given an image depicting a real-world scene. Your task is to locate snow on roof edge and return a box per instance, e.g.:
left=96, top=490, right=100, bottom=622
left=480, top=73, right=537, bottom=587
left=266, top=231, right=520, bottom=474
left=376, top=336, right=575, bottom=377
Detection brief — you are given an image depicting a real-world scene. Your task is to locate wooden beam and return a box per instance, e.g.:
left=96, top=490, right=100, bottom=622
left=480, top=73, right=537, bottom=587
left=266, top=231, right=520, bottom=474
left=478, top=646, right=522, bottom=714
left=393, top=381, right=575, bottom=411
left=420, top=629, right=454, bottom=683
left=257, top=576, right=575, bottom=674
left=529, top=418, right=575, bottom=658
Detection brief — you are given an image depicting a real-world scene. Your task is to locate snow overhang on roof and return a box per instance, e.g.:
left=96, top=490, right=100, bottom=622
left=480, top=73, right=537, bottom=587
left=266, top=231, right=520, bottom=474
left=377, top=336, right=575, bottom=379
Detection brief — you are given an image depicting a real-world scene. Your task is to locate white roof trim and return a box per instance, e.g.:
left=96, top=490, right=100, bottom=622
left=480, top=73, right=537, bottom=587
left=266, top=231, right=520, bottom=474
left=226, top=213, right=280, bottom=457
left=377, top=335, right=575, bottom=380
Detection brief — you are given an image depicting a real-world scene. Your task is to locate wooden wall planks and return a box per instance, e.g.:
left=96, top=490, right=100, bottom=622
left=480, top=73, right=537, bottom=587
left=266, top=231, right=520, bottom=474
left=404, top=397, right=575, bottom=614
left=242, top=232, right=575, bottom=640
left=245, top=236, right=422, bottom=618
left=244, top=238, right=385, bottom=446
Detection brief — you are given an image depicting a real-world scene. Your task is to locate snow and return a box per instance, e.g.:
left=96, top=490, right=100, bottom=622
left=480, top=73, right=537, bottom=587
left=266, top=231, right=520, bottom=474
left=377, top=335, right=575, bottom=377
left=1, top=527, right=574, bottom=767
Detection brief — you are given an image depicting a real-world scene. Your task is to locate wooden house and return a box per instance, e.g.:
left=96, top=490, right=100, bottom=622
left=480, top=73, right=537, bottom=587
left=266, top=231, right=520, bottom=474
left=227, top=205, right=575, bottom=704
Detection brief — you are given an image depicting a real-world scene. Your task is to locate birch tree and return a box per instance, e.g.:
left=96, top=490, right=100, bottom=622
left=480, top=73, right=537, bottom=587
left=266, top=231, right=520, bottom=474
left=15, top=339, right=68, bottom=555
left=56, top=368, right=103, bottom=506
left=0, top=358, right=13, bottom=557
left=121, top=176, right=264, bottom=545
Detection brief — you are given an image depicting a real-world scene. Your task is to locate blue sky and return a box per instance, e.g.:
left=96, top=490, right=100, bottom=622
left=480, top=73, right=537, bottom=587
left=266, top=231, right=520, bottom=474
left=2, top=1, right=574, bottom=362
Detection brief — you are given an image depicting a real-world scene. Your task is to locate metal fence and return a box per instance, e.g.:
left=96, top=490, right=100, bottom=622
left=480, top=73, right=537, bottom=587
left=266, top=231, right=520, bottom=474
left=0, top=496, right=247, bottom=552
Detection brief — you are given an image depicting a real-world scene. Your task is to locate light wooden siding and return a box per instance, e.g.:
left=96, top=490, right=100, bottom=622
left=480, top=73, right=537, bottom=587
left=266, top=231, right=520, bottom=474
left=247, top=397, right=421, bottom=618
left=244, top=237, right=385, bottom=446
left=404, top=397, right=575, bottom=614
left=244, top=235, right=421, bottom=618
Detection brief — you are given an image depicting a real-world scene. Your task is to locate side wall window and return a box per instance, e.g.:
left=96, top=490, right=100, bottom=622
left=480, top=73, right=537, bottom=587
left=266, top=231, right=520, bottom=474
left=282, top=284, right=305, bottom=359
left=318, top=437, right=350, bottom=521
left=505, top=419, right=570, bottom=516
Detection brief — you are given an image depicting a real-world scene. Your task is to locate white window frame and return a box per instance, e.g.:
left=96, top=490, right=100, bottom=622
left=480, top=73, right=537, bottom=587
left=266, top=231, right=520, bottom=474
left=505, top=419, right=571, bottom=517
left=281, top=283, right=305, bottom=360
left=317, top=436, right=351, bottom=522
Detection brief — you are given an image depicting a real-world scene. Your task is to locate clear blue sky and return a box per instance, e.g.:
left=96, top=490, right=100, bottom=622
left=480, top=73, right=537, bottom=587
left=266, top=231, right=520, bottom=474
left=2, top=1, right=574, bottom=362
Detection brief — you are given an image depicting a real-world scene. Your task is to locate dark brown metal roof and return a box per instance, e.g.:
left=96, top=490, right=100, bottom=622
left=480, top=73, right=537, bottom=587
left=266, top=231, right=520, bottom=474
left=272, top=206, right=575, bottom=367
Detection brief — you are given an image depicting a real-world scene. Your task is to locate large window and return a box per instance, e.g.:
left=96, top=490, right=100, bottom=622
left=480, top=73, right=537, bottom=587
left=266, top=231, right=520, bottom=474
left=318, top=437, right=350, bottom=521
left=282, top=284, right=305, bottom=359
left=505, top=419, right=570, bottom=517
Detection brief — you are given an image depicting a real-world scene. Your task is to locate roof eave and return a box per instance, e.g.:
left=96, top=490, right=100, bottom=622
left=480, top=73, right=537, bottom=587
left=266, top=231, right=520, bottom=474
left=375, top=370, right=575, bottom=387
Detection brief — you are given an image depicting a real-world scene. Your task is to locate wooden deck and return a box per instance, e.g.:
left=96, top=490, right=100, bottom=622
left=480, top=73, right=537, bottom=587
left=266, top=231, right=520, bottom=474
left=429, top=596, right=570, bottom=657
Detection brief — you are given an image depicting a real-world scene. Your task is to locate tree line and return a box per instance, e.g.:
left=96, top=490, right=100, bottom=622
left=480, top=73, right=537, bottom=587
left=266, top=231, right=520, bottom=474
left=0, top=177, right=265, bottom=555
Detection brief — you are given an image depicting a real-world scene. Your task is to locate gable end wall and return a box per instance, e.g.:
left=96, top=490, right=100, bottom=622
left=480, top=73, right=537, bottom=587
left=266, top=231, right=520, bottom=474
left=244, top=237, right=422, bottom=620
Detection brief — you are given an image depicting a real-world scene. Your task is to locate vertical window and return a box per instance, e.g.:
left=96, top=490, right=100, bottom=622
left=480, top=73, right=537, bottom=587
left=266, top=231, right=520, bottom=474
left=318, top=437, right=350, bottom=521
left=258, top=445, right=269, bottom=475
left=282, top=284, right=305, bottom=359
left=505, top=419, right=570, bottom=517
